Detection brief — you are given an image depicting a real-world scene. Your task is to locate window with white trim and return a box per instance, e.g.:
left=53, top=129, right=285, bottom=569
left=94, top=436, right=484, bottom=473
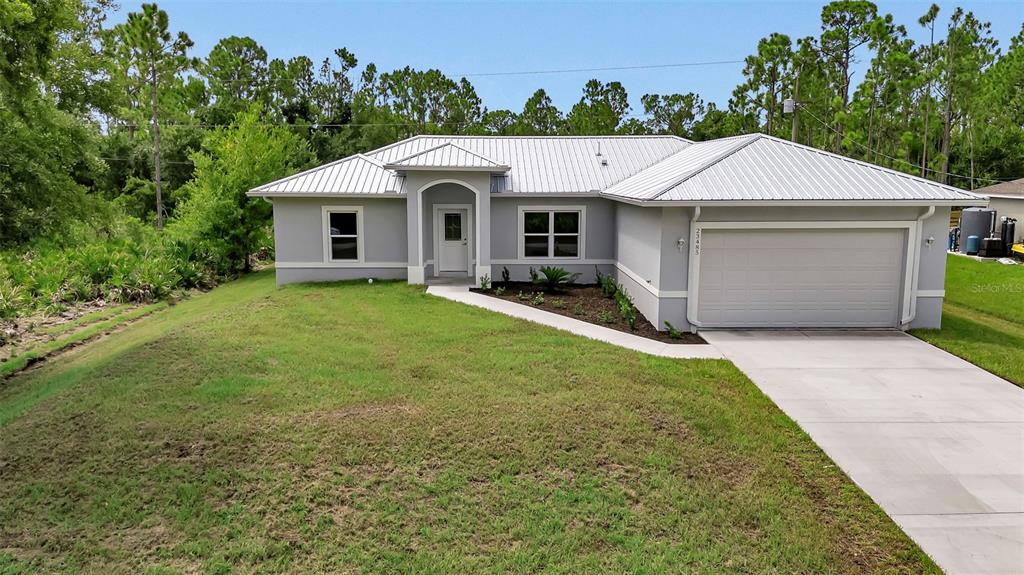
left=522, top=209, right=582, bottom=258
left=324, top=208, right=361, bottom=261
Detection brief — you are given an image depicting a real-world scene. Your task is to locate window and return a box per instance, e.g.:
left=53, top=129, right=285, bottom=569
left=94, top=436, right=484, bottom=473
left=444, top=212, right=462, bottom=241
left=520, top=208, right=584, bottom=259
left=323, top=207, right=362, bottom=262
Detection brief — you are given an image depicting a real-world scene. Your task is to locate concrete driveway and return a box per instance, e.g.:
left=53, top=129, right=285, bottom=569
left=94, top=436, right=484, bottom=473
left=700, top=330, right=1024, bottom=575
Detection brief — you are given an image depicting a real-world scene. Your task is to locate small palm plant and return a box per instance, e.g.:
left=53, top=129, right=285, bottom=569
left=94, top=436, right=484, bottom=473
left=534, top=266, right=580, bottom=293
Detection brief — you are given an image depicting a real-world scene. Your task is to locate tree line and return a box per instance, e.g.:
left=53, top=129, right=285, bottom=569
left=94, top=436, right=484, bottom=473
left=2, top=0, right=1022, bottom=250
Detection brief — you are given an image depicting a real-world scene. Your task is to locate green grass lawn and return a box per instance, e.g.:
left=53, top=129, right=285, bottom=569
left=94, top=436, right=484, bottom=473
left=912, top=255, right=1024, bottom=387
left=0, top=272, right=936, bottom=574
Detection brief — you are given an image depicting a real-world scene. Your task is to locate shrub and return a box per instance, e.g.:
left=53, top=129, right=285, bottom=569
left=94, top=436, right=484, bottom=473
left=516, top=291, right=530, bottom=302
left=501, top=266, right=510, bottom=285
left=599, top=273, right=617, bottom=298
left=0, top=279, right=27, bottom=319
left=479, top=274, right=491, bottom=290
left=495, top=286, right=505, bottom=296
left=601, top=310, right=614, bottom=323
left=615, top=287, right=638, bottom=330
left=531, top=292, right=545, bottom=306
left=534, top=266, right=580, bottom=293
left=528, top=266, right=538, bottom=282
left=664, top=321, right=684, bottom=339
left=552, top=298, right=566, bottom=309
left=572, top=302, right=584, bottom=315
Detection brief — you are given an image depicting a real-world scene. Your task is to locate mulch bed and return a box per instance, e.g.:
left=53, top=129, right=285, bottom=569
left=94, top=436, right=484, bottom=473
left=471, top=282, right=706, bottom=344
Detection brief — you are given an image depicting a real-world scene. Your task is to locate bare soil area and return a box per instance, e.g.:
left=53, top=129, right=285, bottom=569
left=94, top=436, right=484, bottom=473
left=472, top=282, right=705, bottom=344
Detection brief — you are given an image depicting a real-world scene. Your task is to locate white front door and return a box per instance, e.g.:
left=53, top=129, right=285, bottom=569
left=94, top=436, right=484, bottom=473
left=438, top=208, right=469, bottom=273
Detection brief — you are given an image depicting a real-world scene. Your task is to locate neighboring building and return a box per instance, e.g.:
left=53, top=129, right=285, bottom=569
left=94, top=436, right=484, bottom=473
left=972, top=178, right=1024, bottom=243
left=249, top=133, right=986, bottom=331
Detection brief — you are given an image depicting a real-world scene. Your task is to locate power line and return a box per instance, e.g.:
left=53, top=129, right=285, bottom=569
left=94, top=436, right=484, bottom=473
left=797, top=106, right=1014, bottom=186
left=99, top=156, right=193, bottom=165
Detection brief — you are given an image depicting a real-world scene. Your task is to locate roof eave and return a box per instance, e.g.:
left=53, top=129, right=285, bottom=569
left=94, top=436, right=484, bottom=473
left=601, top=194, right=989, bottom=208
left=246, top=191, right=406, bottom=198
left=383, top=165, right=510, bottom=173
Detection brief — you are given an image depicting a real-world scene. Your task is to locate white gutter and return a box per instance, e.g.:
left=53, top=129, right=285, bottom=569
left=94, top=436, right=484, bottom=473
left=600, top=195, right=988, bottom=208
left=903, top=205, right=936, bottom=328
left=685, top=206, right=703, bottom=332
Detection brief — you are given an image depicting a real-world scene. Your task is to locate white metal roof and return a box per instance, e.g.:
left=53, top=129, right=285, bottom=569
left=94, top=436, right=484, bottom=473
left=384, top=142, right=510, bottom=171
left=600, top=135, right=752, bottom=201
left=604, top=134, right=986, bottom=204
left=368, top=135, right=690, bottom=194
left=249, top=133, right=986, bottom=205
left=249, top=154, right=404, bottom=196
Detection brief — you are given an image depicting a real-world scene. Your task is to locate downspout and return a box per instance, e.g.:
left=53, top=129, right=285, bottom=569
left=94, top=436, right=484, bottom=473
left=903, top=205, right=935, bottom=328
left=685, top=206, right=703, bottom=332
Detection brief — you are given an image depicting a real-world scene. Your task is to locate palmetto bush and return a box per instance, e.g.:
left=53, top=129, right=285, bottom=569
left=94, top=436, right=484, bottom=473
left=0, top=225, right=215, bottom=318
left=534, top=266, right=580, bottom=293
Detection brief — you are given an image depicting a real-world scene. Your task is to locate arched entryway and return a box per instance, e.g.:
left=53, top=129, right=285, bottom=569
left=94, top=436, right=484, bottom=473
left=412, top=178, right=489, bottom=284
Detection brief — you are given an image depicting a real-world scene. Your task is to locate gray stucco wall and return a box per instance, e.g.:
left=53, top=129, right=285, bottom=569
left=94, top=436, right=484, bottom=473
left=614, top=203, right=665, bottom=330
left=909, top=206, right=952, bottom=329
left=269, top=191, right=951, bottom=330
left=988, top=197, right=1024, bottom=243
left=271, top=197, right=407, bottom=285
left=490, top=196, right=615, bottom=283
left=403, top=171, right=492, bottom=283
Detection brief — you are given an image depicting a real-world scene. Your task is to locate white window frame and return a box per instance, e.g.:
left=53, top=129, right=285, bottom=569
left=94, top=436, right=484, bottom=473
left=321, top=206, right=364, bottom=263
left=517, top=205, right=587, bottom=261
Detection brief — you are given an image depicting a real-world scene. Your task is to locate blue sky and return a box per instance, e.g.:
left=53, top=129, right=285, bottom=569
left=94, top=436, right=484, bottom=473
left=108, top=1, right=1024, bottom=115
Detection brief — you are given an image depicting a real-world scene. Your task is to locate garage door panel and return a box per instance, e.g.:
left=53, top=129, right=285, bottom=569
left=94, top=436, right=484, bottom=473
left=697, top=228, right=905, bottom=328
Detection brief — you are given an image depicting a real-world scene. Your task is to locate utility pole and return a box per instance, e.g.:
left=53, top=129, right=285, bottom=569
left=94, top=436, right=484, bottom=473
left=789, top=63, right=803, bottom=143
left=150, top=62, right=163, bottom=229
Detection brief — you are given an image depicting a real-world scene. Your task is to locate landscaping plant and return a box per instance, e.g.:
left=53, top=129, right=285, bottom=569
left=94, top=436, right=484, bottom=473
left=599, top=273, right=618, bottom=298
left=534, top=266, right=580, bottom=293
left=664, top=321, right=684, bottom=339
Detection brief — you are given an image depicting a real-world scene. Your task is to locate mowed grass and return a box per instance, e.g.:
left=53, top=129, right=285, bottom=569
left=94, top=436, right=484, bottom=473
left=0, top=272, right=936, bottom=574
left=913, top=256, right=1024, bottom=387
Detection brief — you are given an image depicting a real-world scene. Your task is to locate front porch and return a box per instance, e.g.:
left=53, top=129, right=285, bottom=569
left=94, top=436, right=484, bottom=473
left=404, top=172, right=493, bottom=286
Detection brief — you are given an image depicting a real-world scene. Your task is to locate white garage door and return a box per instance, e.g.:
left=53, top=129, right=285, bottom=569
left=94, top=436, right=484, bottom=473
left=696, top=228, right=905, bottom=328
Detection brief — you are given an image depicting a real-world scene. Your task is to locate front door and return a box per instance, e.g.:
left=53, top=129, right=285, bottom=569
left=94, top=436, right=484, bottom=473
left=438, top=208, right=469, bottom=273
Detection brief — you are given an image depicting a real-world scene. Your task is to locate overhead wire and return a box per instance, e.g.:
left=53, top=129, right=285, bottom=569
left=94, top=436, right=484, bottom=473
left=797, top=105, right=1015, bottom=185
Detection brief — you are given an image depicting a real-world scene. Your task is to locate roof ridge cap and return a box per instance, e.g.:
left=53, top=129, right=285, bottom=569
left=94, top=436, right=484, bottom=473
left=389, top=142, right=451, bottom=165
left=596, top=139, right=695, bottom=190
left=440, top=142, right=505, bottom=166
left=363, top=134, right=427, bottom=159
left=646, top=134, right=762, bottom=200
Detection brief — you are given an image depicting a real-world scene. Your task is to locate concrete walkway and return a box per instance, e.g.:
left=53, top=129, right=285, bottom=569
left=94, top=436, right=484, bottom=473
left=426, top=286, right=723, bottom=359
left=700, top=330, right=1024, bottom=575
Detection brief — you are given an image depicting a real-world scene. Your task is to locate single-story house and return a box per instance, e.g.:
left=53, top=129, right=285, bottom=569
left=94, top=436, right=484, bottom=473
left=971, top=177, right=1024, bottom=243
left=248, top=133, right=987, bottom=331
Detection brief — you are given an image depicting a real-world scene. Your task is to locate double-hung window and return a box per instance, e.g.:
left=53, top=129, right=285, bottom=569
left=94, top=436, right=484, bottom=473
left=521, top=208, right=584, bottom=259
left=322, top=206, right=363, bottom=262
